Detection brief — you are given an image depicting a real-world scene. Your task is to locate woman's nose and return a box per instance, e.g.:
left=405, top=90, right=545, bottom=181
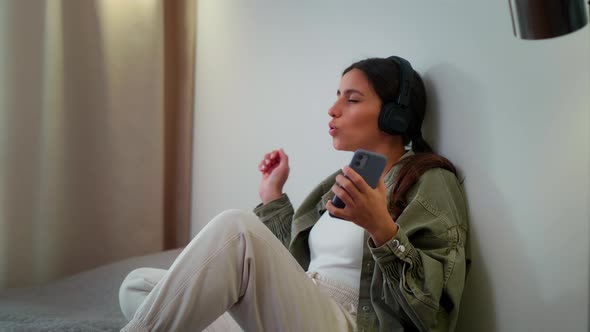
left=328, top=101, right=340, bottom=118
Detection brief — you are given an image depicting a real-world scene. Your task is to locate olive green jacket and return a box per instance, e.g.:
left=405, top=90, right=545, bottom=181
left=253, top=152, right=470, bottom=332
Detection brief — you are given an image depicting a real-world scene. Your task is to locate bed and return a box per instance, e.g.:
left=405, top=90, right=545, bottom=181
left=0, top=249, right=182, bottom=332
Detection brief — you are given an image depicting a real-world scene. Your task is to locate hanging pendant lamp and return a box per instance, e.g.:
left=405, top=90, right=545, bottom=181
left=509, top=0, right=589, bottom=39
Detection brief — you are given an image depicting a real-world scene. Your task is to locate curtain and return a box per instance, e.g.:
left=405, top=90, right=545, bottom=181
left=163, top=0, right=195, bottom=250
left=0, top=0, right=194, bottom=288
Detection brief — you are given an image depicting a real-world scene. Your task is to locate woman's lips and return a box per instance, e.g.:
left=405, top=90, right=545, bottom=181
left=329, top=124, right=337, bottom=136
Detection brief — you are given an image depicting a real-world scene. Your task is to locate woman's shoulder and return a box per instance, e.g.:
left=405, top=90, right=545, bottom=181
left=409, top=167, right=467, bottom=221
left=416, top=167, right=461, bottom=189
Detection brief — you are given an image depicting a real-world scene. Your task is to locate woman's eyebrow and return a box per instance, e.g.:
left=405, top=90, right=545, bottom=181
left=336, top=89, right=365, bottom=96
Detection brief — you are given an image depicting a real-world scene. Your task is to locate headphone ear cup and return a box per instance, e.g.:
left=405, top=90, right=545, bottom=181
left=379, top=102, right=411, bottom=135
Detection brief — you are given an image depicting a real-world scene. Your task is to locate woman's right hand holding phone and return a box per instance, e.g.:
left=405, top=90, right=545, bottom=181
left=258, top=148, right=290, bottom=205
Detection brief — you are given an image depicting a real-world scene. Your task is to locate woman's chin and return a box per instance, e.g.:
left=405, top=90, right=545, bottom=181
left=332, top=141, right=353, bottom=152
left=332, top=140, right=342, bottom=150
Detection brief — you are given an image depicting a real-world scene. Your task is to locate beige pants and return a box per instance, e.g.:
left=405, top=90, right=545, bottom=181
left=119, top=209, right=357, bottom=332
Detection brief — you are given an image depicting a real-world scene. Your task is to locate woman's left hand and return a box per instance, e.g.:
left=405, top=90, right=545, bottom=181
left=326, top=166, right=398, bottom=246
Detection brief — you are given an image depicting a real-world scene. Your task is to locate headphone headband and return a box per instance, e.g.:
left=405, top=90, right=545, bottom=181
left=377, top=56, right=416, bottom=136
left=387, top=56, right=413, bottom=108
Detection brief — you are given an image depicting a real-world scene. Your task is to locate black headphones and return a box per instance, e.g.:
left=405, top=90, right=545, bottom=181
left=378, top=56, right=415, bottom=135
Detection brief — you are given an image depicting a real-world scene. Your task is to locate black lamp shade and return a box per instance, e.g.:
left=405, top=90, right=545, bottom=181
left=509, top=0, right=589, bottom=39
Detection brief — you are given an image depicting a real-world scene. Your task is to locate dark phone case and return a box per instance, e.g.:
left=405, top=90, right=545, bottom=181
left=331, top=149, right=387, bottom=210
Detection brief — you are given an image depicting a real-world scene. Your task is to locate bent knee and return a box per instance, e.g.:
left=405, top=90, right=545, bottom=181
left=214, top=209, right=255, bottom=221
left=210, top=209, right=260, bottom=229
left=194, top=209, right=269, bottom=243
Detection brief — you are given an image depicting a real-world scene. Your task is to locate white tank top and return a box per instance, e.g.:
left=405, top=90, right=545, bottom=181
left=307, top=210, right=365, bottom=290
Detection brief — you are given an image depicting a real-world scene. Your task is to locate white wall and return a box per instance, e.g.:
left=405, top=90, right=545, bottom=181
left=192, top=1, right=590, bottom=331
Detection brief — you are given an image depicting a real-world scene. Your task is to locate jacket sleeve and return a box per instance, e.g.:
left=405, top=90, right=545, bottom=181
left=253, top=194, right=295, bottom=249
left=369, top=170, right=469, bottom=331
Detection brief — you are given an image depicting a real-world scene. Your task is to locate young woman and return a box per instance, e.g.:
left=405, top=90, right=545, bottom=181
left=119, top=56, right=470, bottom=332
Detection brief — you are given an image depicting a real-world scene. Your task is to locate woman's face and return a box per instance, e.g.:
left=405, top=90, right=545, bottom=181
left=328, top=68, right=386, bottom=152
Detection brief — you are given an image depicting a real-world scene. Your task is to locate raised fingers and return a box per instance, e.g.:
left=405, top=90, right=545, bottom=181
left=259, top=153, right=270, bottom=171
left=259, top=151, right=273, bottom=171
left=259, top=150, right=281, bottom=172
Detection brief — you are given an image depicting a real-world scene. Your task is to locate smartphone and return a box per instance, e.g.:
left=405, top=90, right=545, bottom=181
left=331, top=149, right=387, bottom=210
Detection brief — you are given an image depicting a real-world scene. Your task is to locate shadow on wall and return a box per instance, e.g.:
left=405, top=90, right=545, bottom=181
left=421, top=63, right=544, bottom=331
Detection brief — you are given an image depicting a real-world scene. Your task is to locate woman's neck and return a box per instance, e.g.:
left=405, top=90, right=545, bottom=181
left=381, top=148, right=406, bottom=178
left=363, top=142, right=406, bottom=178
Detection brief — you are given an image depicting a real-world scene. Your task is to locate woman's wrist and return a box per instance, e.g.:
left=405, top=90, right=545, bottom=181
left=368, top=216, right=399, bottom=247
left=261, top=192, right=283, bottom=205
